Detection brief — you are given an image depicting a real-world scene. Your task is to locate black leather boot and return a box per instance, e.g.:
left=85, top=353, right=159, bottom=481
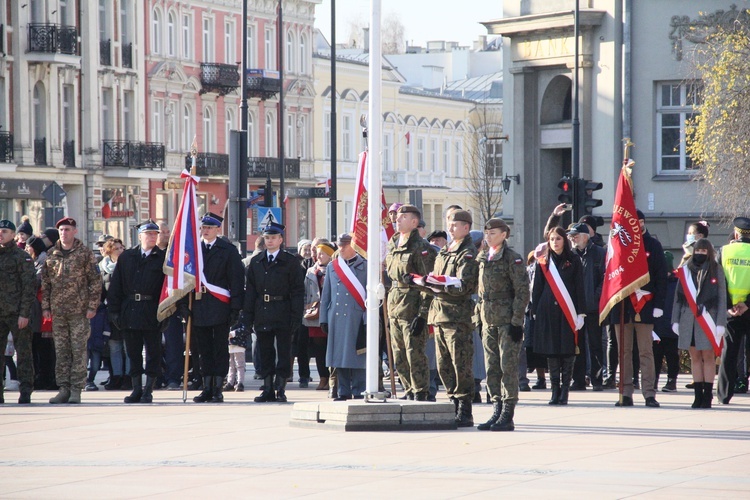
left=701, top=382, right=713, bottom=408
left=140, top=376, right=155, bottom=403
left=211, top=376, right=225, bottom=403
left=456, top=400, right=474, bottom=427
left=193, top=376, right=214, bottom=403
left=104, top=375, right=122, bottom=390
left=559, top=356, right=574, bottom=405
left=691, top=382, right=703, bottom=408
left=491, top=400, right=516, bottom=431
left=275, top=375, right=288, bottom=403
left=477, top=401, right=502, bottom=431
left=255, top=376, right=276, bottom=402
left=124, top=376, right=143, bottom=403
left=548, top=358, right=561, bottom=405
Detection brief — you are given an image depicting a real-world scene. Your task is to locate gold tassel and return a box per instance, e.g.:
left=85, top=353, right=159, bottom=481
left=575, top=346, right=580, bottom=355
left=635, top=313, right=641, bottom=322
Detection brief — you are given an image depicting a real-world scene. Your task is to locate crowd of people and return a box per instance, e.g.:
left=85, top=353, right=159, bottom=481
left=2, top=205, right=750, bottom=433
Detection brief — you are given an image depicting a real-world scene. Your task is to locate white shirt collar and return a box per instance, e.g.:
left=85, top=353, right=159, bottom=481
left=267, top=249, right=280, bottom=260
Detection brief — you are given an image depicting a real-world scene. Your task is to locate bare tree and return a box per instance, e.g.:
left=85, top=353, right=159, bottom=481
left=346, top=12, right=405, bottom=54
left=465, top=105, right=505, bottom=225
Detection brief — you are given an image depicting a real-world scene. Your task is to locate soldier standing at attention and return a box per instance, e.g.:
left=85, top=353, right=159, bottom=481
left=107, top=220, right=166, bottom=404
left=0, top=219, right=36, bottom=404
left=244, top=221, right=305, bottom=403
left=475, top=218, right=529, bottom=431
left=425, top=210, right=480, bottom=426
left=187, top=213, right=245, bottom=404
left=385, top=204, right=437, bottom=401
left=42, top=218, right=102, bottom=404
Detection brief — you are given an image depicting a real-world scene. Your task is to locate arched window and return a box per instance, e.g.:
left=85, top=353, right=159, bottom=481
left=286, top=31, right=295, bottom=73
left=152, top=8, right=161, bottom=54
left=203, top=107, right=214, bottom=152
left=298, top=115, right=307, bottom=159
left=167, top=12, right=176, bottom=57
left=225, top=108, right=235, bottom=153
left=265, top=112, right=274, bottom=156
left=183, top=104, right=194, bottom=152
left=299, top=33, right=307, bottom=74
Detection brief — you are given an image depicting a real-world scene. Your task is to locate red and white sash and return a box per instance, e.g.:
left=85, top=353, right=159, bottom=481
left=539, top=256, right=579, bottom=344
left=676, top=266, right=723, bottom=356
left=199, top=270, right=231, bottom=303
left=332, top=256, right=366, bottom=310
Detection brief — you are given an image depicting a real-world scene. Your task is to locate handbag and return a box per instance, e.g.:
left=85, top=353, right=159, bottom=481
left=303, top=301, right=320, bottom=320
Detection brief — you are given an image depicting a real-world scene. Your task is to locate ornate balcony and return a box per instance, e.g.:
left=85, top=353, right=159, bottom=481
left=34, top=138, right=47, bottom=165
left=28, top=24, right=77, bottom=55
left=247, top=156, right=300, bottom=179
left=185, top=152, right=229, bottom=177
left=122, top=42, right=133, bottom=69
left=0, top=132, right=13, bottom=163
left=200, top=63, right=240, bottom=96
left=103, top=141, right=165, bottom=170
left=63, top=140, right=75, bottom=168
left=246, top=69, right=281, bottom=100
left=100, top=39, right=111, bottom=66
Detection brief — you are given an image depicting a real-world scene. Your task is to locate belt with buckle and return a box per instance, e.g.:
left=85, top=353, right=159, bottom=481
left=130, top=294, right=154, bottom=302
left=263, top=294, right=288, bottom=302
left=392, top=282, right=411, bottom=289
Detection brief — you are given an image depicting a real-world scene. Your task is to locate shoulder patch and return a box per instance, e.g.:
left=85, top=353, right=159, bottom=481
left=464, top=254, right=474, bottom=260
left=421, top=250, right=429, bottom=256
left=514, top=258, right=523, bottom=264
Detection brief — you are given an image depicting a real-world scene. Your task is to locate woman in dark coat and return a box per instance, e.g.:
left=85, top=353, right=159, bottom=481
left=531, top=226, right=585, bottom=405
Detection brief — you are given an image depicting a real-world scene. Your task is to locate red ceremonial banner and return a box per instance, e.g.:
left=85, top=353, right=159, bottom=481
left=598, top=162, right=650, bottom=324
left=351, top=150, right=395, bottom=260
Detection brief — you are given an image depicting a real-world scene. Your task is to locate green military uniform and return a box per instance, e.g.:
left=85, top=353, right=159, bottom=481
left=0, top=220, right=36, bottom=404
left=426, top=211, right=479, bottom=425
left=386, top=223, right=437, bottom=399
left=42, top=233, right=102, bottom=402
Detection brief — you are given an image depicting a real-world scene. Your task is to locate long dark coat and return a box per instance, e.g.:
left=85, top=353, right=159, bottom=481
left=107, top=246, right=166, bottom=331
left=244, top=249, right=305, bottom=332
left=191, top=238, right=245, bottom=327
left=531, top=251, right=585, bottom=356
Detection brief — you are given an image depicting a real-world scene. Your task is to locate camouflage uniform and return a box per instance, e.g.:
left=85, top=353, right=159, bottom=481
left=385, top=228, right=437, bottom=398
left=427, top=237, right=479, bottom=402
left=0, top=242, right=36, bottom=402
left=477, top=242, right=530, bottom=404
left=42, top=238, right=102, bottom=392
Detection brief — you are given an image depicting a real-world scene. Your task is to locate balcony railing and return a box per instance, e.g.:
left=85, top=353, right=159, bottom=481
left=63, top=140, right=75, bottom=168
left=185, top=152, right=229, bottom=177
left=34, top=138, right=47, bottom=165
left=200, top=63, right=240, bottom=96
left=246, top=69, right=281, bottom=100
left=122, top=42, right=133, bottom=69
left=100, top=39, right=111, bottom=66
left=0, top=131, right=13, bottom=163
left=28, top=24, right=77, bottom=55
left=103, top=141, right=165, bottom=170
left=247, top=156, right=300, bottom=179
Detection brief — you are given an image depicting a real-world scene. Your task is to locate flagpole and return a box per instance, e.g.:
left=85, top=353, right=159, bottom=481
left=365, top=0, right=384, bottom=401
left=182, top=154, right=198, bottom=403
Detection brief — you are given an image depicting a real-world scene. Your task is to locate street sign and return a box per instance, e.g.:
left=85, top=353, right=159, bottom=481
left=42, top=181, right=66, bottom=205
left=285, top=187, right=328, bottom=199
left=256, top=207, right=281, bottom=230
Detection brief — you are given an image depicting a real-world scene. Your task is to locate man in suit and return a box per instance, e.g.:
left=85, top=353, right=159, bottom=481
left=107, top=220, right=166, bottom=403
left=188, top=213, right=245, bottom=403
left=243, top=222, right=305, bottom=403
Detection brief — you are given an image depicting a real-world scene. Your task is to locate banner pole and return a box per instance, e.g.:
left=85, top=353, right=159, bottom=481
left=618, top=301, right=625, bottom=405
left=182, top=294, right=193, bottom=403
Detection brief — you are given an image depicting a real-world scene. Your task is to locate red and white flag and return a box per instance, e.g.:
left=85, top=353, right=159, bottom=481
left=351, top=150, right=395, bottom=260
left=599, top=161, right=651, bottom=324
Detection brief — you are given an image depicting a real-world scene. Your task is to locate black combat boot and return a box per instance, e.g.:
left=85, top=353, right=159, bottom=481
left=255, top=376, right=277, bottom=402
left=477, top=401, right=502, bottom=431
left=104, top=375, right=122, bottom=390
left=211, top=376, right=225, bottom=403
left=559, top=356, right=574, bottom=405
left=456, top=400, right=474, bottom=427
left=701, top=382, right=713, bottom=408
left=18, top=391, right=31, bottom=404
left=691, top=382, right=703, bottom=408
left=193, top=376, right=214, bottom=403
left=548, top=357, right=561, bottom=405
left=490, top=400, right=516, bottom=432
left=275, top=375, right=288, bottom=403
left=140, top=376, right=155, bottom=403
left=124, top=376, right=143, bottom=403
left=450, top=396, right=459, bottom=417
left=415, top=391, right=428, bottom=401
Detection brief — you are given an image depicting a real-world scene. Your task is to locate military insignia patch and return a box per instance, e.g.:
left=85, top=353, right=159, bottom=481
left=421, top=250, right=429, bottom=256
left=514, top=258, right=523, bottom=264
left=465, top=254, right=474, bottom=259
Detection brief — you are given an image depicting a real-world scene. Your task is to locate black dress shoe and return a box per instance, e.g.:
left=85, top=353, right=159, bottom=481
left=569, top=382, right=587, bottom=391
left=531, top=379, right=547, bottom=390
left=18, top=392, right=31, bottom=404
left=645, top=397, right=660, bottom=408
left=334, top=395, right=352, bottom=401
left=615, top=396, right=634, bottom=407
left=519, top=383, right=531, bottom=392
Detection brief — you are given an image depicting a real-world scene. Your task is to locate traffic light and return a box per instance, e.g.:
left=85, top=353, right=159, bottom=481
left=578, top=179, right=603, bottom=215
left=558, top=176, right=573, bottom=205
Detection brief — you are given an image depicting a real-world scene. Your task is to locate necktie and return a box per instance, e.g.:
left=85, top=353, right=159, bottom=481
left=268, top=254, right=274, bottom=263
left=142, top=252, right=147, bottom=260
left=203, top=243, right=210, bottom=252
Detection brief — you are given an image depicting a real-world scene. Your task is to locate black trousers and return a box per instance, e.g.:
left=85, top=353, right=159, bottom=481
left=123, top=329, right=161, bottom=378
left=292, top=326, right=311, bottom=380
left=256, top=328, right=292, bottom=379
left=33, top=332, right=57, bottom=389
left=653, top=337, right=679, bottom=384
left=573, top=316, right=604, bottom=386
left=193, top=324, right=230, bottom=377
left=718, top=313, right=750, bottom=403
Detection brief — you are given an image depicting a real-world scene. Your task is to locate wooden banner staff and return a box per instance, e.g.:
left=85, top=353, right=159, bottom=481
left=182, top=294, right=193, bottom=403
left=618, top=138, right=634, bottom=406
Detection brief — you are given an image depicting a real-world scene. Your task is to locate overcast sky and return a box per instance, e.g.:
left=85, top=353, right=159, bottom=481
left=314, top=0, right=504, bottom=48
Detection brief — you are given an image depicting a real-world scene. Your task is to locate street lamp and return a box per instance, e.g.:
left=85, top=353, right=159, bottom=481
left=502, top=173, right=520, bottom=194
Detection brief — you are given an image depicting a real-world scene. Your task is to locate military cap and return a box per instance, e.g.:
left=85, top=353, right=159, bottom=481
left=388, top=203, right=403, bottom=213
left=426, top=230, right=447, bottom=242
left=200, top=212, right=224, bottom=227
left=566, top=223, right=590, bottom=235
left=96, top=234, right=114, bottom=246
left=262, top=221, right=285, bottom=235
left=316, top=242, right=337, bottom=257
left=137, top=220, right=160, bottom=233
left=0, top=219, right=16, bottom=231
left=397, top=204, right=421, bottom=218
left=56, top=217, right=77, bottom=228
left=449, top=210, right=473, bottom=225
left=338, top=232, right=352, bottom=244
left=733, top=216, right=750, bottom=235
left=484, top=217, right=510, bottom=232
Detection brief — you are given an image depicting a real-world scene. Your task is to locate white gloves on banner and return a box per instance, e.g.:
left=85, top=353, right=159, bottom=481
left=653, top=308, right=664, bottom=318
left=575, top=314, right=585, bottom=331
left=672, top=323, right=680, bottom=335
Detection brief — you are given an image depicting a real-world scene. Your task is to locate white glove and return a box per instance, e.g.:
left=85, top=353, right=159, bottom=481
left=653, top=308, right=664, bottom=318
left=717, top=325, right=726, bottom=336
left=672, top=323, right=679, bottom=335
left=229, top=329, right=236, bottom=338
left=575, top=314, right=585, bottom=331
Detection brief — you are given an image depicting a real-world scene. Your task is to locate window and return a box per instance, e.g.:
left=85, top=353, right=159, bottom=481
left=152, top=8, right=161, bottom=54
left=299, top=33, right=307, bottom=74
left=286, top=31, right=295, bottom=73
left=183, top=104, right=194, bottom=151
left=417, top=137, right=425, bottom=171
left=102, top=88, right=113, bottom=141
left=99, top=1, right=108, bottom=42
left=298, top=115, right=307, bottom=159
left=62, top=85, right=74, bottom=143
left=246, top=25, right=256, bottom=68
left=324, top=112, right=331, bottom=159
left=202, top=18, right=214, bottom=62
left=442, top=139, right=450, bottom=174
left=225, top=108, right=235, bottom=153
left=203, top=107, right=214, bottom=152
left=167, top=102, right=177, bottom=151
left=286, top=113, right=294, bottom=157
left=152, top=99, right=163, bottom=143
left=383, top=132, right=393, bottom=170
left=182, top=14, right=192, bottom=59
left=430, top=138, right=437, bottom=172
left=265, top=28, right=274, bottom=70
left=248, top=112, right=255, bottom=156
left=120, top=0, right=131, bottom=45
left=225, top=21, right=235, bottom=64
left=657, top=81, right=701, bottom=172
left=167, top=12, right=176, bottom=57
left=343, top=115, right=352, bottom=161
left=486, top=139, right=503, bottom=177
left=405, top=134, right=413, bottom=169
left=123, top=91, right=134, bottom=141
left=265, top=112, right=274, bottom=156
left=454, top=140, right=463, bottom=177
